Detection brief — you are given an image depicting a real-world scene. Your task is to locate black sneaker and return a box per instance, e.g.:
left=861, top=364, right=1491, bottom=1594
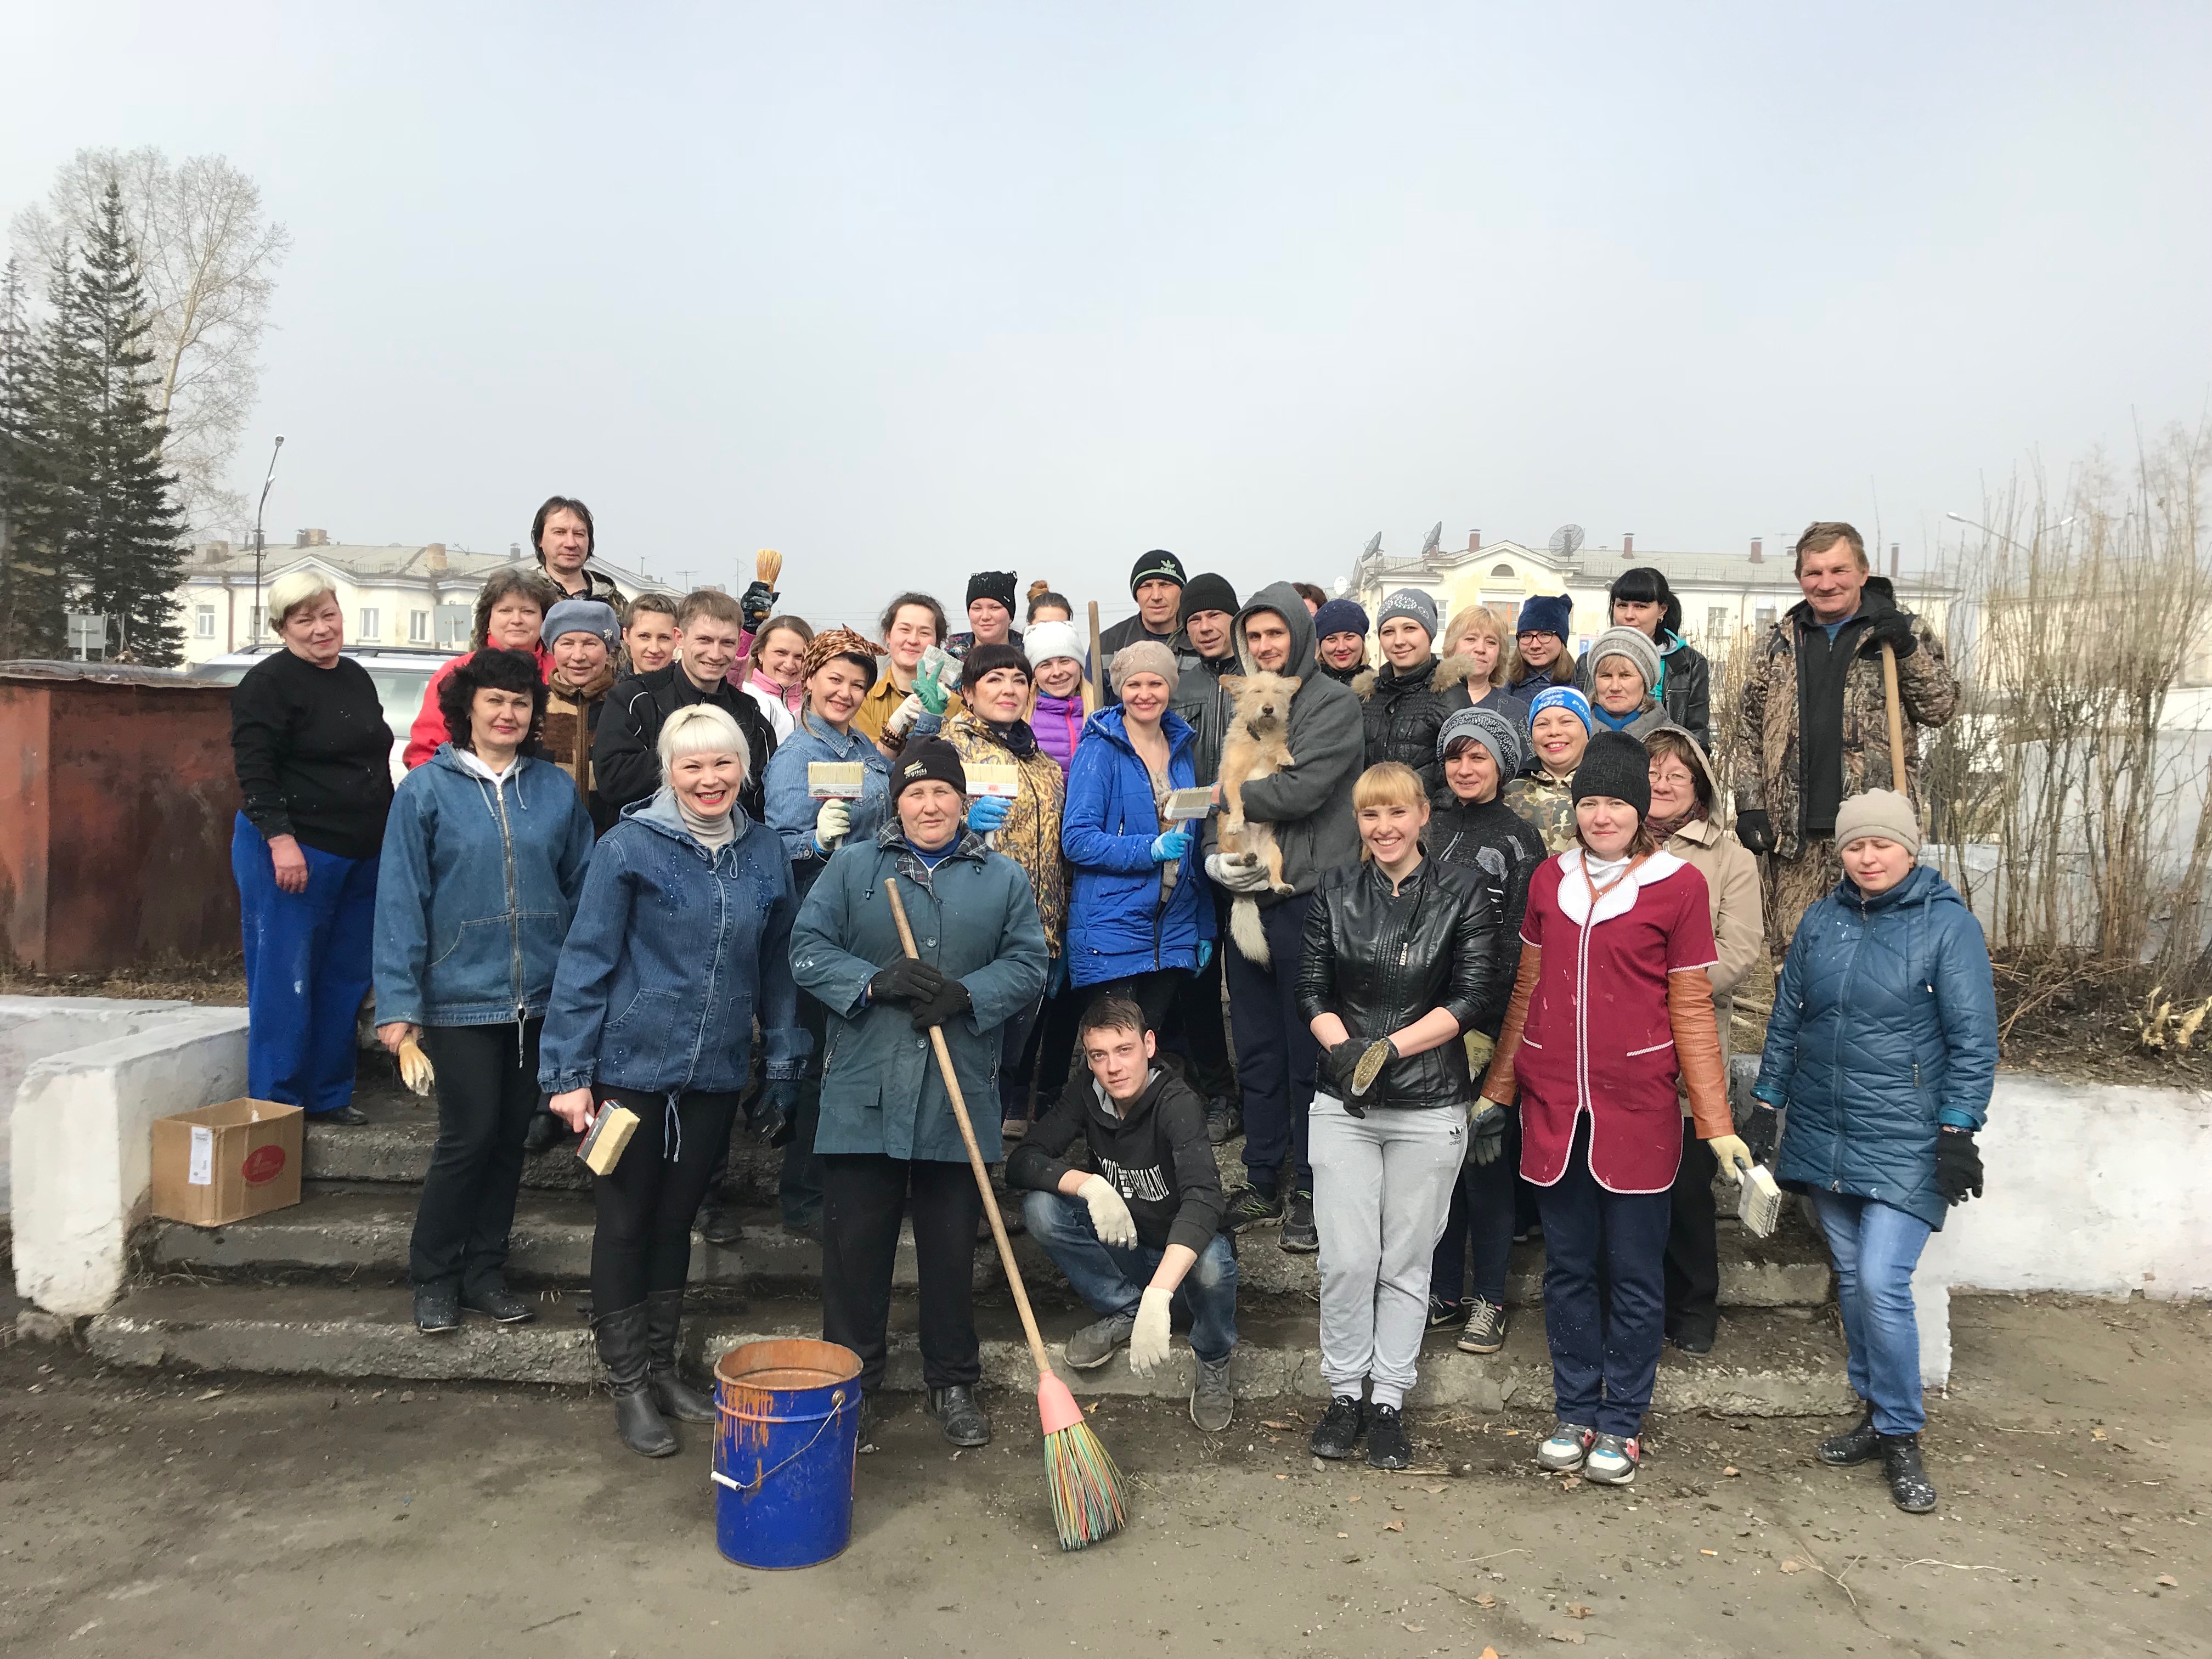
left=1880, top=1432, right=1938, bottom=1513
left=695, top=1199, right=745, bottom=1248
left=1458, top=1296, right=1508, bottom=1355
left=460, top=1284, right=534, bottom=1324
left=521, top=1109, right=563, bottom=1154
left=1205, top=1098, right=1244, bottom=1146
left=413, top=1284, right=459, bottom=1334
left=1278, top=1188, right=1318, bottom=1253
left=1819, top=1408, right=1880, bottom=1467
left=1221, top=1185, right=1283, bottom=1232
left=1365, top=1403, right=1413, bottom=1469
left=1427, top=1295, right=1468, bottom=1329
left=1310, top=1394, right=1365, bottom=1459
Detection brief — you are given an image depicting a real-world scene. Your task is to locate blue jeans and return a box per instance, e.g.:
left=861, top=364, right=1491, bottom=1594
left=1808, top=1190, right=1933, bottom=1435
left=232, top=815, right=379, bottom=1116
left=1535, top=1120, right=1672, bottom=1438
left=1021, top=1190, right=1239, bottom=1364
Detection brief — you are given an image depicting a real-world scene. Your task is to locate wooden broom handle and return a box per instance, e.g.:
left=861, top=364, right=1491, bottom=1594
left=1881, top=642, right=1910, bottom=800
left=1087, top=600, right=1105, bottom=715
left=882, top=878, right=1055, bottom=1379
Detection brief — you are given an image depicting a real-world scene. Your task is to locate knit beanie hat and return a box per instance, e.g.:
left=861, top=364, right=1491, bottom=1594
left=541, top=597, right=620, bottom=651
left=1528, top=684, right=1594, bottom=733
left=890, top=738, right=967, bottom=804
left=1023, top=619, right=1086, bottom=673
left=1588, top=625, right=1662, bottom=694
left=1109, top=638, right=1180, bottom=692
left=1129, top=549, right=1187, bottom=595
left=1376, top=588, right=1440, bottom=641
left=1179, top=572, right=1239, bottom=624
left=1571, top=729, right=1652, bottom=818
left=1833, top=788, right=1923, bottom=855
left=1437, top=706, right=1528, bottom=780
left=966, top=570, right=1018, bottom=614
left=958, top=641, right=1032, bottom=691
left=1312, top=597, right=1369, bottom=640
left=802, top=626, right=881, bottom=684
left=1515, top=593, right=1573, bottom=641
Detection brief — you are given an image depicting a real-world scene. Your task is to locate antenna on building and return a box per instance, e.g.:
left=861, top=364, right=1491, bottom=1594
left=1420, top=521, right=1442, bottom=560
left=1548, top=524, right=1585, bottom=558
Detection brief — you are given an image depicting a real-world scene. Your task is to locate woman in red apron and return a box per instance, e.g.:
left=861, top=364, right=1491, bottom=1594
left=1475, top=730, right=1741, bottom=1485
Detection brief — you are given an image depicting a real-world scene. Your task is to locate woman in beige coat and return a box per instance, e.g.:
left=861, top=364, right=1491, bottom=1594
left=1644, top=726, right=1763, bottom=1354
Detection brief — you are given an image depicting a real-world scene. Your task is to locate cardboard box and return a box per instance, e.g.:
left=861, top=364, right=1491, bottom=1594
left=150, top=1097, right=304, bottom=1227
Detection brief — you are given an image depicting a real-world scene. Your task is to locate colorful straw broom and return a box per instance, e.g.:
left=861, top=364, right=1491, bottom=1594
left=882, top=878, right=1127, bottom=1550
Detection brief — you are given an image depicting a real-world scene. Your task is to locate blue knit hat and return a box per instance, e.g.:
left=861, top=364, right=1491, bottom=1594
left=541, top=597, right=620, bottom=650
left=1312, top=597, right=1369, bottom=640
left=1437, top=706, right=1528, bottom=780
left=1528, top=684, right=1594, bottom=732
left=1515, top=593, right=1573, bottom=641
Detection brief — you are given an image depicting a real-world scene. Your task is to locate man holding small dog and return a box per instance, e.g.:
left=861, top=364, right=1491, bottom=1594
left=1205, top=580, right=1363, bottom=1252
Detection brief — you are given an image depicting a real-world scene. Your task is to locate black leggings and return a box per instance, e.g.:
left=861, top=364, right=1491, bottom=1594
left=590, top=1085, right=744, bottom=1314
left=410, top=1020, right=541, bottom=1294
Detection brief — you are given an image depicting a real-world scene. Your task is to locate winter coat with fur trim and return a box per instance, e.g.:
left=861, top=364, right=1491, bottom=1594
left=1354, top=654, right=1450, bottom=797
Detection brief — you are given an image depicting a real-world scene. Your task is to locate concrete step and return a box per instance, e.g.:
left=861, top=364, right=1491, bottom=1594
left=84, top=1280, right=1854, bottom=1416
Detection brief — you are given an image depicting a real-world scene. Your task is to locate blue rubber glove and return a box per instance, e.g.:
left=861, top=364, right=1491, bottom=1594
left=967, top=794, right=1012, bottom=834
left=1150, top=830, right=1191, bottom=864
left=1194, top=939, right=1213, bottom=973
left=915, top=659, right=949, bottom=716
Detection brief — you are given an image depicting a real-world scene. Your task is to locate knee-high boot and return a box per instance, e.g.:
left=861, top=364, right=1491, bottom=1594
left=592, top=1302, right=677, bottom=1457
left=645, top=1289, right=718, bottom=1423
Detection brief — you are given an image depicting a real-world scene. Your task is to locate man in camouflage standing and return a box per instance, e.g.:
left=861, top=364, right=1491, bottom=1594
left=1733, top=522, right=1959, bottom=960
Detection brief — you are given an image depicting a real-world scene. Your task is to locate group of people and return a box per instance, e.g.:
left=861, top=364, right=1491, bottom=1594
left=226, top=505, right=1995, bottom=1514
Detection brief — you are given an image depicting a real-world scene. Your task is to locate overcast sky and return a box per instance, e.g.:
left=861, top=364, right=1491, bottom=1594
left=4, top=2, right=2208, bottom=625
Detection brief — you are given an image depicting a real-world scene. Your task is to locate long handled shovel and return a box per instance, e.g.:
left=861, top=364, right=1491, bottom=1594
left=1880, top=642, right=1911, bottom=801
left=881, top=878, right=1126, bottom=1550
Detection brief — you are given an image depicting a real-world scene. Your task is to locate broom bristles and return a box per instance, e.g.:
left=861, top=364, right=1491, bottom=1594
left=1045, top=1420, right=1127, bottom=1550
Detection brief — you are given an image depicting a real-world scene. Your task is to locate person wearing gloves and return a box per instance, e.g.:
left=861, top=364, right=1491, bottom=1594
left=1355, top=588, right=1451, bottom=798
left=537, top=598, right=622, bottom=832
left=1008, top=995, right=1237, bottom=1431
left=1425, top=708, right=1545, bottom=1355
left=592, top=589, right=778, bottom=822
left=948, top=569, right=1023, bottom=655
left=540, top=704, right=806, bottom=1457
left=789, top=740, right=1050, bottom=1449
left=1024, top=619, right=1092, bottom=777
left=1581, top=627, right=1677, bottom=741
left=1504, top=685, right=1594, bottom=852
left=853, top=591, right=964, bottom=749
left=1098, top=549, right=1200, bottom=699
left=1475, top=730, right=1735, bottom=1487
left=1312, top=597, right=1369, bottom=685
left=1206, top=582, right=1365, bottom=1252
left=1746, top=789, right=1995, bottom=1514
left=737, top=614, right=812, bottom=743
left=1643, top=727, right=1764, bottom=1354
left=1573, top=567, right=1712, bottom=753
left=1296, top=761, right=1497, bottom=1469
left=373, top=648, right=596, bottom=1335
left=1433, top=607, right=1520, bottom=720
left=1506, top=593, right=1577, bottom=709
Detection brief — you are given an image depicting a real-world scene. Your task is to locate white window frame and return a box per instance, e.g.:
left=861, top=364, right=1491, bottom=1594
left=409, top=610, right=430, bottom=643
left=358, top=607, right=380, bottom=640
left=195, top=605, right=216, bottom=639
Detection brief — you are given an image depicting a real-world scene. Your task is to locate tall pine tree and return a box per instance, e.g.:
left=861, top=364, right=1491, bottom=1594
left=0, top=257, right=67, bottom=658
left=43, top=182, right=186, bottom=664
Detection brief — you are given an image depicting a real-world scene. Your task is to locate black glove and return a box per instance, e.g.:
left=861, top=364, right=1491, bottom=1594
left=1741, top=1103, right=1780, bottom=1167
left=1934, top=1127, right=1983, bottom=1205
left=750, top=1077, right=801, bottom=1147
left=910, top=977, right=973, bottom=1031
left=868, top=958, right=946, bottom=1005
left=739, top=580, right=778, bottom=633
left=1735, top=808, right=1775, bottom=855
left=1858, top=610, right=1918, bottom=661
left=1322, top=1039, right=1366, bottom=1093
left=1466, top=1103, right=1507, bottom=1166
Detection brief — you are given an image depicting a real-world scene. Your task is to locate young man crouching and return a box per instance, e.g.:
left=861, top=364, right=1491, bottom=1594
left=1007, top=995, right=1239, bottom=1430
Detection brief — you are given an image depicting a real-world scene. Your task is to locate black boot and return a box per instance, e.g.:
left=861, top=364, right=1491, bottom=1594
left=592, top=1302, right=678, bottom=1458
left=644, top=1289, right=718, bottom=1424
left=1879, top=1432, right=1937, bottom=1513
left=927, top=1385, right=991, bottom=1447
left=1819, top=1406, right=1880, bottom=1467
left=522, top=1108, right=563, bottom=1155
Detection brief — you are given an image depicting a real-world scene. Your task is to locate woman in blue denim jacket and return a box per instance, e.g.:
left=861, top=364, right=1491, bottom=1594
left=540, top=703, right=808, bottom=1458
left=373, top=648, right=595, bottom=1338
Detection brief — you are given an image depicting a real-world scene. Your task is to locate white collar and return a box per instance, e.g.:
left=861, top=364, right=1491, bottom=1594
left=1556, top=845, right=1685, bottom=927
left=456, top=748, right=516, bottom=785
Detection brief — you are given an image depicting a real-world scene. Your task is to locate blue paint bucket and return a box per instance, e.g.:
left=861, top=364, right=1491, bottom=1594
left=712, top=1338, right=864, bottom=1570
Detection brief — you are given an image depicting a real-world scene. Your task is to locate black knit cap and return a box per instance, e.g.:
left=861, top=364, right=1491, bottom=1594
left=1179, top=572, right=1239, bottom=623
left=890, top=737, right=968, bottom=804
left=966, top=570, right=1018, bottom=613
left=1130, top=549, right=1186, bottom=596
left=958, top=641, right=1032, bottom=690
left=1570, top=729, right=1652, bottom=819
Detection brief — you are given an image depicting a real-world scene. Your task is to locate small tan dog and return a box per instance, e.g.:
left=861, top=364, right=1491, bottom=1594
left=1215, top=670, right=1299, bottom=963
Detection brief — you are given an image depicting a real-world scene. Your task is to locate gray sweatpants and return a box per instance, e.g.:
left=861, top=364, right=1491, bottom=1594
left=1309, top=1095, right=1465, bottom=1409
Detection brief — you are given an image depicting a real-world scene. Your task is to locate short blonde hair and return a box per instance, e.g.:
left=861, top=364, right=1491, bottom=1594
left=1441, top=607, right=1509, bottom=689
left=266, top=571, right=340, bottom=634
left=656, top=702, right=751, bottom=779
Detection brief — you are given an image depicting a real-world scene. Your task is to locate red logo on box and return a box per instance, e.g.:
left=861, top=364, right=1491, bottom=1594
left=242, top=1145, right=287, bottom=1186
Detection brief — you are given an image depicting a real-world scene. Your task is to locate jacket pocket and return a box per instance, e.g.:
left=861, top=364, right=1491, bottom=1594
left=1626, top=1037, right=1675, bottom=1058
left=605, top=988, right=678, bottom=1074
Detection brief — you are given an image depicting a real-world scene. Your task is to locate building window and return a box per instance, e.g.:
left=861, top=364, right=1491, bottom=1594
left=358, top=607, right=380, bottom=640
left=409, top=610, right=430, bottom=643
left=1707, top=606, right=1729, bottom=641
left=1755, top=606, right=1776, bottom=632
left=195, top=605, right=216, bottom=639
left=1489, top=563, right=1516, bottom=579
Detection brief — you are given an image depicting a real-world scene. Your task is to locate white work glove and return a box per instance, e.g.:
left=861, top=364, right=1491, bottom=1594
left=813, top=799, right=850, bottom=853
left=1128, top=1286, right=1174, bottom=1375
left=1076, top=1173, right=1137, bottom=1249
left=885, top=691, right=925, bottom=738
left=1707, top=1133, right=1753, bottom=1179
left=1205, top=851, right=1273, bottom=894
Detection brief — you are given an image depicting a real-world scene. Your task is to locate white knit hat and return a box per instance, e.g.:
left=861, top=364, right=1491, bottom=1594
left=1833, top=789, right=1922, bottom=855
left=1024, top=619, right=1086, bottom=673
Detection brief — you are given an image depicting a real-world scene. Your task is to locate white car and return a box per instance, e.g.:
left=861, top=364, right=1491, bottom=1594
left=191, top=644, right=459, bottom=783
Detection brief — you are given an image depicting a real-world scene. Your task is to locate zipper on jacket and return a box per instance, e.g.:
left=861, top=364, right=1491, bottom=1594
left=486, top=771, right=526, bottom=1054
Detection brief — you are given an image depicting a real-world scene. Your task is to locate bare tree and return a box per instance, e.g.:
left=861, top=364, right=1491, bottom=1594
left=10, top=147, right=289, bottom=532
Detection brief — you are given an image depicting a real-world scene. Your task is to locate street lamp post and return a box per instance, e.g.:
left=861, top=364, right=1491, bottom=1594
left=250, top=435, right=285, bottom=644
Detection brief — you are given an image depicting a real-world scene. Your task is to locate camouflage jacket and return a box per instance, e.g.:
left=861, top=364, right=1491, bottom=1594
left=939, top=713, right=1069, bottom=952
left=1503, top=770, right=1578, bottom=855
left=1731, top=580, right=1958, bottom=862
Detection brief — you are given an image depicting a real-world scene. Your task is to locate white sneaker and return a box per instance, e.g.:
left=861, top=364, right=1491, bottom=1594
left=1583, top=1432, right=1641, bottom=1484
left=1537, top=1421, right=1595, bottom=1472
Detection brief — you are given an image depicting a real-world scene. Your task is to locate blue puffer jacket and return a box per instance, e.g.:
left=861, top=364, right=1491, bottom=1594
left=1060, top=705, right=1212, bottom=988
left=538, top=789, right=808, bottom=1098
left=1754, top=864, right=1998, bottom=1229
left=373, top=746, right=595, bottom=1028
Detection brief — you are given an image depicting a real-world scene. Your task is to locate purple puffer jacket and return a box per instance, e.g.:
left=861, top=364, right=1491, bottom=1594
left=1033, top=692, right=1086, bottom=777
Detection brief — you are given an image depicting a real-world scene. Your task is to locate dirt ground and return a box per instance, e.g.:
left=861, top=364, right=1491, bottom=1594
left=0, top=958, right=247, bottom=1007
left=0, top=1296, right=2203, bottom=1658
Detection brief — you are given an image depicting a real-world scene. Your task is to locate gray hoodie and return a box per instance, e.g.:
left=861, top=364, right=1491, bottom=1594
left=1203, top=580, right=1364, bottom=901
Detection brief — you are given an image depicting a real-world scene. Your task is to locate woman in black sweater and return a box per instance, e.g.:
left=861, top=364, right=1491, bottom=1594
left=229, top=572, right=394, bottom=1124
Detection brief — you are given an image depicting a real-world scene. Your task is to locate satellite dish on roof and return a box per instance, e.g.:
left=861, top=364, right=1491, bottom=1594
left=1548, top=524, right=1585, bottom=558
left=1361, top=532, right=1381, bottom=561
left=1420, top=521, right=1442, bottom=558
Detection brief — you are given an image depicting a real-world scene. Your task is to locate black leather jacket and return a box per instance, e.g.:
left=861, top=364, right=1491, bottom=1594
left=1356, top=657, right=1448, bottom=798
left=1295, top=857, right=1498, bottom=1109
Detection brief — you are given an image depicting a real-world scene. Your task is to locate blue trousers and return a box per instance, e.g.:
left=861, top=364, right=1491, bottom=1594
left=1808, top=1190, right=1933, bottom=1435
left=1022, top=1190, right=1239, bottom=1364
left=1535, top=1120, right=1672, bottom=1438
left=232, top=814, right=378, bottom=1116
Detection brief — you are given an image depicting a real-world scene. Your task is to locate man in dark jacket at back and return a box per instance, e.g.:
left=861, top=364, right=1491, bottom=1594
left=593, top=589, right=777, bottom=821
left=1098, top=549, right=1200, bottom=702
left=1166, top=572, right=1245, bottom=1141
left=1008, top=994, right=1237, bottom=1431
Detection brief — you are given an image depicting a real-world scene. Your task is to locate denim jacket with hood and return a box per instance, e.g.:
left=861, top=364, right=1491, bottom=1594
left=538, top=788, right=808, bottom=1098
left=373, top=743, right=596, bottom=1029
left=760, top=709, right=892, bottom=900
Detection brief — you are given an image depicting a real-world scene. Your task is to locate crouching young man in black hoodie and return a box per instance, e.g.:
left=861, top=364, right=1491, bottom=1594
left=1007, top=995, right=1239, bottom=1431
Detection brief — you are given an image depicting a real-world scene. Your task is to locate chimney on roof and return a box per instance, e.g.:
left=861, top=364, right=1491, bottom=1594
left=510, top=542, right=521, bottom=558
left=312, top=529, right=329, bottom=547
left=1750, top=537, right=1764, bottom=564
left=1622, top=533, right=1634, bottom=559
left=294, top=529, right=309, bottom=549
left=424, top=543, right=448, bottom=573
left=1467, top=531, right=1481, bottom=552
left=1890, top=541, right=1900, bottom=579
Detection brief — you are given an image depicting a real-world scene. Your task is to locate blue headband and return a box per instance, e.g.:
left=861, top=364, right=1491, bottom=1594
left=1528, top=684, right=1594, bottom=733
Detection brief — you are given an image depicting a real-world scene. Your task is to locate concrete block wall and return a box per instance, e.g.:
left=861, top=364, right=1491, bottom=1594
left=0, top=997, right=199, bottom=1212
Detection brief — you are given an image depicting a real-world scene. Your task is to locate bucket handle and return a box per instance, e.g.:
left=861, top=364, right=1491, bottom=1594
left=710, top=1389, right=849, bottom=1494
